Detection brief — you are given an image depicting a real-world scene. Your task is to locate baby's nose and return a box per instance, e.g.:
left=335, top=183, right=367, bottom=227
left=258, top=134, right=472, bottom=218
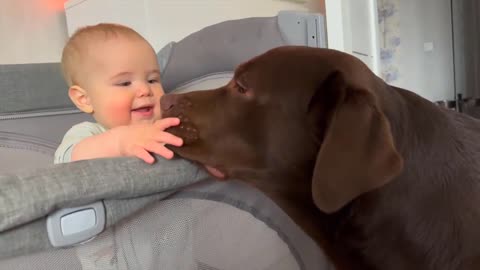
left=137, top=84, right=153, bottom=96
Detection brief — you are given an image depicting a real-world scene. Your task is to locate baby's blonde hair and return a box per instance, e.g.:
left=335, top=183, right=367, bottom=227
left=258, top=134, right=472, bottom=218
left=61, top=23, right=148, bottom=86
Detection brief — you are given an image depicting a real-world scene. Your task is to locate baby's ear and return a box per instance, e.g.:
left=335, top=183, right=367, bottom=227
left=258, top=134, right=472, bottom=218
left=68, top=85, right=93, bottom=113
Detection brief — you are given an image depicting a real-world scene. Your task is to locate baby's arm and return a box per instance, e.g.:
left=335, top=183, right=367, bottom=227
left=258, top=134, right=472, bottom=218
left=71, top=118, right=182, bottom=163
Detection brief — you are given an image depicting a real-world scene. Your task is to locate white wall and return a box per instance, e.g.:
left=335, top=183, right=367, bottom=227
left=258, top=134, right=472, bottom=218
left=1, top=0, right=311, bottom=65
left=377, top=0, right=454, bottom=101
left=140, top=0, right=453, bottom=102
left=145, top=0, right=309, bottom=51
left=1, top=0, right=456, bottom=102
left=65, top=0, right=309, bottom=52
left=64, top=0, right=150, bottom=44
left=0, top=0, right=69, bottom=64
left=325, top=0, right=454, bottom=101
left=325, top=0, right=381, bottom=75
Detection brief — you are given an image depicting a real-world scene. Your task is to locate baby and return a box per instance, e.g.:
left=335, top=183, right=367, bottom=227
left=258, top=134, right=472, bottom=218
left=54, top=23, right=186, bottom=268
left=54, top=23, right=182, bottom=164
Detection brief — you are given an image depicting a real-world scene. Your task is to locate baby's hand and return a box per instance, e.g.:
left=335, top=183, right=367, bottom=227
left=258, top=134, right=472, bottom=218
left=115, top=118, right=183, bottom=164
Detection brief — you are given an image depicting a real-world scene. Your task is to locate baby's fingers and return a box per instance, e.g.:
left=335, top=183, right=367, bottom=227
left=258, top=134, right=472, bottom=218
left=132, top=147, right=155, bottom=164
left=146, top=143, right=175, bottom=160
left=158, top=132, right=184, bottom=147
left=155, top=118, right=181, bottom=130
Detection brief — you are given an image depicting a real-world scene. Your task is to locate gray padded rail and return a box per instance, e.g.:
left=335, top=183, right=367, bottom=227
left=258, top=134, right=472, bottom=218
left=0, top=61, right=87, bottom=173
left=0, top=114, right=92, bottom=173
left=0, top=63, right=74, bottom=115
left=159, top=10, right=326, bottom=91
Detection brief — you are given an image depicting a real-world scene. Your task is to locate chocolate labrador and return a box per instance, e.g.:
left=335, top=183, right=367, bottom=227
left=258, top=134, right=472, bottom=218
left=160, top=46, right=480, bottom=270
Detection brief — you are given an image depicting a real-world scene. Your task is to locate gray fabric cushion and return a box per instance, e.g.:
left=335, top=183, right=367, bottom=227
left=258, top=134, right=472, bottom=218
left=159, top=16, right=285, bottom=91
left=0, top=113, right=92, bottom=174
left=159, top=11, right=326, bottom=91
left=1, top=180, right=332, bottom=270
left=0, top=156, right=210, bottom=259
left=0, top=157, right=208, bottom=232
left=0, top=63, right=73, bottom=114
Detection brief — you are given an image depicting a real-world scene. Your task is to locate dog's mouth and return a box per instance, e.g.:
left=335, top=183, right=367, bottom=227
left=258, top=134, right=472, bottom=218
left=162, top=112, right=227, bottom=180
left=165, top=121, right=200, bottom=145
left=167, top=144, right=228, bottom=180
left=203, top=165, right=227, bottom=180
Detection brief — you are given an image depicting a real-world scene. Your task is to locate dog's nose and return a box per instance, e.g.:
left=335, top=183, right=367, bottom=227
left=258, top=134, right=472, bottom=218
left=160, top=94, right=178, bottom=111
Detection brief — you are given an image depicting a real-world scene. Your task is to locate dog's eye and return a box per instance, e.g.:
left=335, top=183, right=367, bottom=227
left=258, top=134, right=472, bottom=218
left=235, top=81, right=249, bottom=94
left=237, top=85, right=248, bottom=94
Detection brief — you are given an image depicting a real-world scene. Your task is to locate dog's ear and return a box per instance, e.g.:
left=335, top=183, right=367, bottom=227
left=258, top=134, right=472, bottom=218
left=311, top=71, right=404, bottom=213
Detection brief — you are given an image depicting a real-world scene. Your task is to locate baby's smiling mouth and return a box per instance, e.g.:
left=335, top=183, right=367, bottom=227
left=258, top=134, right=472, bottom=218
left=132, top=105, right=154, bottom=116
left=133, top=106, right=152, bottom=112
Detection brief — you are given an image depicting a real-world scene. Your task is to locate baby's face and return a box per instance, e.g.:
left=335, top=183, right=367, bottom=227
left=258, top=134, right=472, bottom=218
left=83, top=37, right=164, bottom=128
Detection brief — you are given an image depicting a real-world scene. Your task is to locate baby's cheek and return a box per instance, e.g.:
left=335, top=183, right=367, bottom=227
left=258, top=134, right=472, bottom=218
left=156, top=104, right=163, bottom=118
left=104, top=101, right=132, bottom=125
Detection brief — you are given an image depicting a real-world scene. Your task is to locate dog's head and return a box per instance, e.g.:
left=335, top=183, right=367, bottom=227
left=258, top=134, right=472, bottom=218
left=161, top=46, right=404, bottom=213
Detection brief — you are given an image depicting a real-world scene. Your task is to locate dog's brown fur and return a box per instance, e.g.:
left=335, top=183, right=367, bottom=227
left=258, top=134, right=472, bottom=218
left=161, top=46, right=480, bottom=270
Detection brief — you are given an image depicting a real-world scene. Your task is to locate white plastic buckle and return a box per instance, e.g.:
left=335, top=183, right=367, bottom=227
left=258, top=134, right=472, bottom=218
left=46, top=201, right=106, bottom=247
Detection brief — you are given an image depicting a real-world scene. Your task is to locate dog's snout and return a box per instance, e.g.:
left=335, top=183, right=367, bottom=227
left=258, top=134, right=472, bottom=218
left=160, top=94, right=179, bottom=111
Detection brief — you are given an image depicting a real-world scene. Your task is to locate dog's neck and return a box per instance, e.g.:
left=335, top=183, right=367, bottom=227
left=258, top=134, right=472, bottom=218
left=379, top=85, right=454, bottom=159
left=239, top=167, right=371, bottom=269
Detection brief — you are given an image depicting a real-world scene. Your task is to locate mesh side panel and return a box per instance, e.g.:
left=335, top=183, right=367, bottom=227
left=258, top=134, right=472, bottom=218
left=0, top=198, right=300, bottom=270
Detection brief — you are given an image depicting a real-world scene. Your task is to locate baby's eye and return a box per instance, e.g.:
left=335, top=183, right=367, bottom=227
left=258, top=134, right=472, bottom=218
left=148, top=79, right=159, bottom=84
left=116, top=81, right=131, bottom=87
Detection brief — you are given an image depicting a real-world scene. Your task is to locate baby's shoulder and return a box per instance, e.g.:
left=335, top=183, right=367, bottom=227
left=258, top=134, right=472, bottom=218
left=66, top=121, right=107, bottom=136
